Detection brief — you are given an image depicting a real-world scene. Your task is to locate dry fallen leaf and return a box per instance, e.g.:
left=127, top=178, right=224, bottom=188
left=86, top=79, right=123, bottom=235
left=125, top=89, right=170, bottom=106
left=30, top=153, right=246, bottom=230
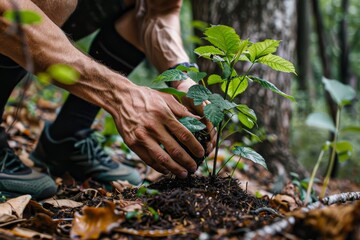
left=270, top=194, right=300, bottom=214
left=0, top=195, right=31, bottom=223
left=71, top=201, right=124, bottom=239
left=43, top=199, right=83, bottom=208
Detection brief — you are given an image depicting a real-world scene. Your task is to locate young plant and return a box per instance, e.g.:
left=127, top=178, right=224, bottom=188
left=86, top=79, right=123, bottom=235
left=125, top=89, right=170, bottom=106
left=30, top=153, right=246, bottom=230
left=155, top=25, right=296, bottom=176
left=305, top=77, right=357, bottom=203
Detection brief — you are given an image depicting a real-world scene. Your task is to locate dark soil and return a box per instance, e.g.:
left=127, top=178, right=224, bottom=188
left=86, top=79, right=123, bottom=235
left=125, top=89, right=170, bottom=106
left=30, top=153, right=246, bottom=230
left=120, top=175, right=277, bottom=239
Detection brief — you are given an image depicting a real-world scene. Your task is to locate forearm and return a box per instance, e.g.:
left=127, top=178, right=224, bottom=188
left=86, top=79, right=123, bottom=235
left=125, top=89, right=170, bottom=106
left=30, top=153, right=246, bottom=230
left=136, top=0, right=189, bottom=73
left=0, top=0, right=134, bottom=117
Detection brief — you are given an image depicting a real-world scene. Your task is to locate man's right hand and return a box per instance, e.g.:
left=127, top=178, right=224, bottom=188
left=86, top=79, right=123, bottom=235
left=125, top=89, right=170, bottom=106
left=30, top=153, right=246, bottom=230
left=112, top=84, right=205, bottom=178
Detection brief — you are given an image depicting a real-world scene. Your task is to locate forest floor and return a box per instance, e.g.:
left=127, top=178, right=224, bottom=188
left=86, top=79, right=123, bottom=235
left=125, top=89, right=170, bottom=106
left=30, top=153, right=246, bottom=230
left=1, top=86, right=360, bottom=240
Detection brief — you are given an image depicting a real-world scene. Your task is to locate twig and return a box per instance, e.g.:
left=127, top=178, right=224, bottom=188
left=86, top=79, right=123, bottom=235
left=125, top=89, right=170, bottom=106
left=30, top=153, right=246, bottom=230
left=244, top=191, right=360, bottom=239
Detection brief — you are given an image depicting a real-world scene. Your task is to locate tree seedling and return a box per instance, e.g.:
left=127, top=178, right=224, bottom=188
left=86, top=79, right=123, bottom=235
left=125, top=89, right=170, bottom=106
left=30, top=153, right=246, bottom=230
left=155, top=24, right=296, bottom=176
left=305, top=77, right=357, bottom=203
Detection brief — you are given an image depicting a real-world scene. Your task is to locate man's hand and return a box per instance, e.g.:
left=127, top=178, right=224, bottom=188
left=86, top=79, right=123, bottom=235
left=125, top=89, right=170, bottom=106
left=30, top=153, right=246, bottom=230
left=172, top=78, right=217, bottom=155
left=112, top=84, right=205, bottom=178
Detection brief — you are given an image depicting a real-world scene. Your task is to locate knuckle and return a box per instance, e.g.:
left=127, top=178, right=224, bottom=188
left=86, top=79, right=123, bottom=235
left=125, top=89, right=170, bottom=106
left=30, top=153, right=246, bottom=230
left=178, top=132, right=192, bottom=143
left=168, top=147, right=183, bottom=160
left=155, top=153, right=169, bottom=165
left=133, top=128, right=148, bottom=141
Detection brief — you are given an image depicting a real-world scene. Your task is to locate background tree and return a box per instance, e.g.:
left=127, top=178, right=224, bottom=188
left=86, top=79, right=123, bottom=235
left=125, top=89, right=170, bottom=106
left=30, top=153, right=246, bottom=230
left=191, top=0, right=308, bottom=178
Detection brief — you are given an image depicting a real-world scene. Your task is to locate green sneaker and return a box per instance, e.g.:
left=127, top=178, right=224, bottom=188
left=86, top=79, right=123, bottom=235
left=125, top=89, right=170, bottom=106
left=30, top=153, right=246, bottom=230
left=30, top=122, right=142, bottom=185
left=0, top=127, right=57, bottom=199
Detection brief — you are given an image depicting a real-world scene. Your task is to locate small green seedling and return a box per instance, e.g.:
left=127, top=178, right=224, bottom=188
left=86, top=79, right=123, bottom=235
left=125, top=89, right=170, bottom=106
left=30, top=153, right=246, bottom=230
left=305, top=77, right=357, bottom=203
left=155, top=24, right=296, bottom=176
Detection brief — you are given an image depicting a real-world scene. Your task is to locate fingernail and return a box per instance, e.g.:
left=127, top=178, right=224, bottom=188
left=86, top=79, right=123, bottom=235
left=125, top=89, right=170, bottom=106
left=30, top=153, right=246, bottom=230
left=179, top=171, right=188, bottom=178
left=190, top=165, right=197, bottom=173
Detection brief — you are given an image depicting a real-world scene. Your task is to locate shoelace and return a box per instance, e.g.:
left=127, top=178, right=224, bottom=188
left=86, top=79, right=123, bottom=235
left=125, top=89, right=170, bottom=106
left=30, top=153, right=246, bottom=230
left=74, top=132, right=113, bottom=165
left=0, top=148, right=27, bottom=173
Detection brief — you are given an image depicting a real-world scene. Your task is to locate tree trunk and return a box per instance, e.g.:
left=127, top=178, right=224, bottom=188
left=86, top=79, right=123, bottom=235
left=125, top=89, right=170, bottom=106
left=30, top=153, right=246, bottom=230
left=192, top=0, right=308, bottom=178
left=296, top=0, right=314, bottom=115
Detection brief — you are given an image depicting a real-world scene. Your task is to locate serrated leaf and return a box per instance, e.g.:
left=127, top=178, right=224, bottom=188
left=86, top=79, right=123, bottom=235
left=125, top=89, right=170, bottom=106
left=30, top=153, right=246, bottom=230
left=47, top=64, right=79, bottom=85
left=3, top=10, right=42, bottom=24
left=208, top=94, right=237, bottom=111
left=232, top=146, right=267, bottom=169
left=322, top=77, right=356, bottom=107
left=233, top=39, right=250, bottom=62
left=238, top=113, right=255, bottom=129
left=153, top=69, right=188, bottom=83
left=236, top=104, right=257, bottom=122
left=247, top=39, right=281, bottom=62
left=153, top=87, right=186, bottom=101
left=204, top=104, right=224, bottom=126
left=305, top=112, right=336, bottom=132
left=188, top=71, right=207, bottom=83
left=221, top=77, right=248, bottom=99
left=175, top=64, right=199, bottom=73
left=194, top=46, right=225, bottom=59
left=204, top=25, right=240, bottom=56
left=257, top=54, right=296, bottom=74
left=179, top=117, right=206, bottom=133
left=186, top=85, right=212, bottom=105
left=207, top=74, right=224, bottom=85
left=249, top=76, right=295, bottom=101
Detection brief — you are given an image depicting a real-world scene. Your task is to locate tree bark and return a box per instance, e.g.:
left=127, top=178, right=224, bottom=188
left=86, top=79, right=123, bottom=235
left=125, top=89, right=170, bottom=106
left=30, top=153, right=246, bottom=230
left=192, top=0, right=308, bottom=178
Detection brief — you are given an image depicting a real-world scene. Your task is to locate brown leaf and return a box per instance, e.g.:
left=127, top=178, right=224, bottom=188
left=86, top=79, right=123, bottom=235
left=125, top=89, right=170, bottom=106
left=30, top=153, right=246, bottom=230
left=42, top=199, right=83, bottom=208
left=270, top=194, right=300, bottom=214
left=70, top=201, right=124, bottom=239
left=0, top=195, right=31, bottom=223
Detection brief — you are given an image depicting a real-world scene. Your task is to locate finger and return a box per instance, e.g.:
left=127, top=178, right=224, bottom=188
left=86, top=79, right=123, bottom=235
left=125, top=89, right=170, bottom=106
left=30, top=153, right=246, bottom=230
left=131, top=145, right=169, bottom=174
left=131, top=129, right=190, bottom=178
left=165, top=117, right=205, bottom=159
left=151, top=124, right=198, bottom=173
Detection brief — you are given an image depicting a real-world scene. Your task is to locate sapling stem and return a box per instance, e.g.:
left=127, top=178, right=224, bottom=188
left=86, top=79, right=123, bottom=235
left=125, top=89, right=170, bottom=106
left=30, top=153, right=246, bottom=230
left=320, top=106, right=341, bottom=199
left=304, top=148, right=325, bottom=205
left=212, top=73, right=232, bottom=176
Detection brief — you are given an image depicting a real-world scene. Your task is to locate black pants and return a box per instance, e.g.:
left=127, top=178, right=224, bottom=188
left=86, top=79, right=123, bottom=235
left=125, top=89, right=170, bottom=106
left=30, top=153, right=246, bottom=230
left=0, top=0, right=145, bottom=139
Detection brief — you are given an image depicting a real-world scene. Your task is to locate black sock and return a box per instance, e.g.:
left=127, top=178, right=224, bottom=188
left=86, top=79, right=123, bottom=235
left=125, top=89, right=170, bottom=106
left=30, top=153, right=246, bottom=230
left=48, top=23, right=145, bottom=140
left=0, top=54, right=27, bottom=124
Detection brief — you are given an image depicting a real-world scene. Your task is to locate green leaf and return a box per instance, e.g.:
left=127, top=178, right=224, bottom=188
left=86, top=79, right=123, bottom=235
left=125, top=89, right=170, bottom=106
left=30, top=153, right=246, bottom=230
left=208, top=94, right=237, bottom=111
left=153, top=87, right=186, bottom=101
left=204, top=104, right=224, bottom=126
left=322, top=77, right=356, bottom=107
left=332, top=141, right=353, bottom=162
left=238, top=112, right=255, bottom=129
left=247, top=39, right=281, bottom=62
left=36, top=72, right=51, bottom=86
left=305, top=112, right=336, bottom=132
left=257, top=54, right=297, bottom=74
left=232, top=146, right=267, bottom=170
left=204, top=25, right=241, bottom=56
left=47, top=64, right=79, bottom=85
left=233, top=39, right=250, bottom=62
left=221, top=77, right=248, bottom=99
left=3, top=10, right=42, bottom=24
left=175, top=65, right=199, bottom=73
left=207, top=74, right=224, bottom=85
left=236, top=104, right=257, bottom=129
left=194, top=46, right=225, bottom=59
left=153, top=69, right=188, bottom=83
left=186, top=85, right=212, bottom=105
left=249, top=76, right=295, bottom=101
left=188, top=71, right=207, bottom=83
left=236, top=105, right=257, bottom=122
left=341, top=126, right=360, bottom=133
left=179, top=117, right=206, bottom=133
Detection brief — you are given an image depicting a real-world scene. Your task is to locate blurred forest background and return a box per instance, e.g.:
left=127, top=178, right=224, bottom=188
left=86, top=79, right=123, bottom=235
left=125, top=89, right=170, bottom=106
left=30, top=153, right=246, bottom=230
left=45, top=0, right=360, bottom=183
